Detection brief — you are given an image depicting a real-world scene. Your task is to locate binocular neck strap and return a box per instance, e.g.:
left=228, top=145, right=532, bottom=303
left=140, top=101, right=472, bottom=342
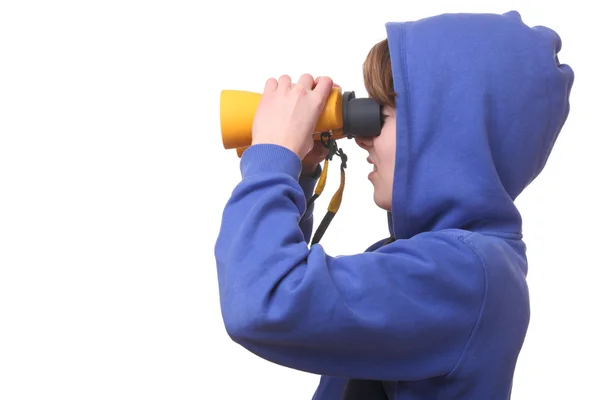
left=309, top=143, right=347, bottom=247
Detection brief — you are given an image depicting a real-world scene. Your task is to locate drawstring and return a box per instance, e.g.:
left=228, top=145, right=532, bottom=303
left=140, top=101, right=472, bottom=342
left=300, top=133, right=348, bottom=247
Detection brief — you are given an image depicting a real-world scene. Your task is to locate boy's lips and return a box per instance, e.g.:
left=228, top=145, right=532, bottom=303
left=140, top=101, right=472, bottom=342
left=367, top=158, right=377, bottom=171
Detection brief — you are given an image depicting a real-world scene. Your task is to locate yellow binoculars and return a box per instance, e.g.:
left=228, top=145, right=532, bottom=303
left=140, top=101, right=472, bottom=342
left=219, top=87, right=382, bottom=157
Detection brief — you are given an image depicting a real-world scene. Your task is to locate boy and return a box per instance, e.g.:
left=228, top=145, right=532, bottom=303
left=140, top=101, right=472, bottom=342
left=215, top=10, right=574, bottom=399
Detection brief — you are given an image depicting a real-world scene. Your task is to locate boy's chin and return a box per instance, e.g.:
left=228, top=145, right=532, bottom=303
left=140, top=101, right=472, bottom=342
left=373, top=191, right=392, bottom=212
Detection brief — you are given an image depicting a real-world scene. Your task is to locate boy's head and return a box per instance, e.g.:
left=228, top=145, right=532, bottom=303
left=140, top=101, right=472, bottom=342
left=355, top=12, right=573, bottom=239
left=356, top=39, right=396, bottom=211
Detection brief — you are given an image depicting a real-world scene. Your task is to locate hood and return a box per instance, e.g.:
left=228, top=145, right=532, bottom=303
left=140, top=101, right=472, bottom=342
left=384, top=10, right=574, bottom=240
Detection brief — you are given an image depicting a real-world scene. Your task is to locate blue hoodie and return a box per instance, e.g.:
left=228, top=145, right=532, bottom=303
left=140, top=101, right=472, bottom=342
left=214, top=10, right=574, bottom=400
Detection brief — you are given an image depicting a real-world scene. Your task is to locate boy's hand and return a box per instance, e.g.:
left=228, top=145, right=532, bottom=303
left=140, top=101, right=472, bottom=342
left=251, top=74, right=334, bottom=160
left=300, top=82, right=341, bottom=177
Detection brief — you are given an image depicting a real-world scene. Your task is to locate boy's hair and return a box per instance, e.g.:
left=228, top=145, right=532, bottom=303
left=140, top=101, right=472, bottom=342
left=363, top=39, right=396, bottom=107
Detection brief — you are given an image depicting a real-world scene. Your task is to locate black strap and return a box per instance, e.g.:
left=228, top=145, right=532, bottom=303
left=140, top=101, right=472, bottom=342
left=310, top=210, right=335, bottom=246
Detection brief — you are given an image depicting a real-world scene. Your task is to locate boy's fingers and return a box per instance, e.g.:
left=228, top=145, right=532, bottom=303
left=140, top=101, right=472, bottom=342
left=264, top=77, right=278, bottom=92
left=297, top=74, right=315, bottom=91
left=312, top=76, right=334, bottom=101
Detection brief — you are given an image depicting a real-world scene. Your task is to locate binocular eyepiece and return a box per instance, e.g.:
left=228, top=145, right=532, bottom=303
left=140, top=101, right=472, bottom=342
left=341, top=91, right=382, bottom=140
left=220, top=87, right=382, bottom=156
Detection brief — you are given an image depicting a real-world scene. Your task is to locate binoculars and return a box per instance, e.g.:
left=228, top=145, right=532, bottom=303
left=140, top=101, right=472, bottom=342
left=219, top=86, right=383, bottom=156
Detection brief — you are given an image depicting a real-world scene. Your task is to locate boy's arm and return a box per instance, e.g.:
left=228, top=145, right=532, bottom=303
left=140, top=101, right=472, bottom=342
left=215, top=144, right=489, bottom=381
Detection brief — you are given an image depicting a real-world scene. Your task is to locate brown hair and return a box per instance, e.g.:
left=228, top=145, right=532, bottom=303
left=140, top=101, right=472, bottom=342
left=362, top=39, right=396, bottom=107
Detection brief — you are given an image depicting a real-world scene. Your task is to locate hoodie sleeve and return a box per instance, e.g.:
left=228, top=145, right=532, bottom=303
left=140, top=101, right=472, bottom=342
left=215, top=144, right=486, bottom=381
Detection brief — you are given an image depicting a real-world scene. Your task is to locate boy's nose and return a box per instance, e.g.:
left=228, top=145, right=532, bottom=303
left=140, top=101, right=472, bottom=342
left=354, top=137, right=373, bottom=150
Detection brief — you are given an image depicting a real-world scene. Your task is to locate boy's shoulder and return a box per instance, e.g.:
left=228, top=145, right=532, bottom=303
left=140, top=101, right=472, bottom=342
left=410, top=228, right=525, bottom=251
left=378, top=228, right=528, bottom=278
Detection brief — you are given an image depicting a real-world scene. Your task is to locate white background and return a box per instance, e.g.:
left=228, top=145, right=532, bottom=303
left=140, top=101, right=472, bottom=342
left=1, top=0, right=597, bottom=399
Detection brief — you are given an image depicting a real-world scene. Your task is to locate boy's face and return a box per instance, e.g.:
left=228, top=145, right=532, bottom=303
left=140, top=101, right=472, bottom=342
left=355, top=105, right=396, bottom=211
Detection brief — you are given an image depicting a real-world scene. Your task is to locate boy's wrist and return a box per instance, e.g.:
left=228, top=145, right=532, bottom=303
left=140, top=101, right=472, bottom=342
left=300, top=162, right=321, bottom=179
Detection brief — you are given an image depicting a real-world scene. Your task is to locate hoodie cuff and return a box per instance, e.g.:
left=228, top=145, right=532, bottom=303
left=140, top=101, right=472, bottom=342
left=240, top=144, right=302, bottom=180
left=299, top=163, right=322, bottom=198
